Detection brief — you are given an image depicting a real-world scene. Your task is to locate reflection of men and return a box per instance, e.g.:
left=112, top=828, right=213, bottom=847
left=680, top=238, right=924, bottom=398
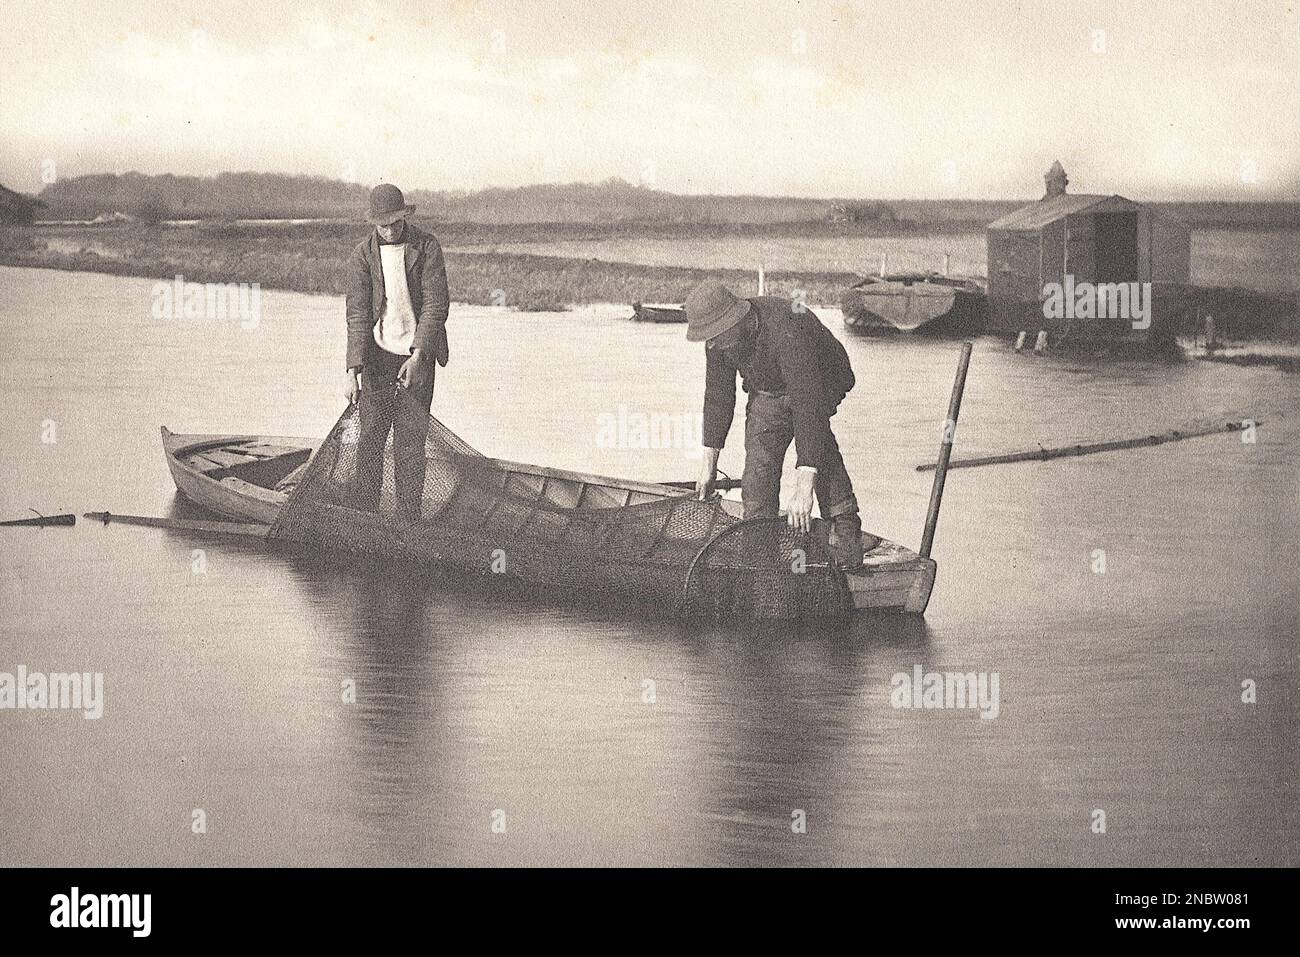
left=343, top=184, right=450, bottom=521
left=686, top=281, right=864, bottom=569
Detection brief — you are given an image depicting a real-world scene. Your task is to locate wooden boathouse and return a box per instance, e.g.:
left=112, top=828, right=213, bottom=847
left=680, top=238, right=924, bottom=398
left=986, top=162, right=1192, bottom=343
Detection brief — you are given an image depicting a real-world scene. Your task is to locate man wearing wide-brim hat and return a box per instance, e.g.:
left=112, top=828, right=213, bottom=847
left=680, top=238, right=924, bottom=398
left=343, top=183, right=451, bottom=521
left=686, top=280, right=864, bottom=569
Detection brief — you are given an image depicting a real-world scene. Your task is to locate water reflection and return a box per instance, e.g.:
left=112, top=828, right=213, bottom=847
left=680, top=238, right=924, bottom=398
left=296, top=556, right=447, bottom=862
left=2, top=266, right=1296, bottom=866
left=269, top=541, right=931, bottom=865
left=681, top=620, right=910, bottom=865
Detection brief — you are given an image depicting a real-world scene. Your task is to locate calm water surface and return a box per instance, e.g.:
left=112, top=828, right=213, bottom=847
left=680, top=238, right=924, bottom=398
left=0, top=265, right=1296, bottom=866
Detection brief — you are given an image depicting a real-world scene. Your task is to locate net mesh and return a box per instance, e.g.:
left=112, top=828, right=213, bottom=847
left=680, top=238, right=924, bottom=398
left=267, top=400, right=851, bottom=620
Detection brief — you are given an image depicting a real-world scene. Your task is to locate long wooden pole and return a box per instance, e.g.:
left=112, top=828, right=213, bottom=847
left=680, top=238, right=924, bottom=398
left=915, top=419, right=1260, bottom=472
left=84, top=512, right=269, bottom=538
left=919, top=341, right=973, bottom=558
left=0, top=513, right=76, bottom=527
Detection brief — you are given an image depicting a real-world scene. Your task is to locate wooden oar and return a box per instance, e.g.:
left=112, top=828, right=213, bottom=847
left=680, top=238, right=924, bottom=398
left=915, top=419, right=1260, bottom=472
left=83, top=512, right=269, bottom=538
left=0, top=512, right=76, bottom=527
left=661, top=478, right=743, bottom=491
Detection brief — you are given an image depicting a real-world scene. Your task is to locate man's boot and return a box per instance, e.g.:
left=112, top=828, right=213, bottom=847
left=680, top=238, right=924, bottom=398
left=828, top=511, right=865, bottom=571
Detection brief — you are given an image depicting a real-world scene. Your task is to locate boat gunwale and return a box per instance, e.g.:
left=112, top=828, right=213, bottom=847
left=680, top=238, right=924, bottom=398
left=160, top=426, right=937, bottom=613
left=163, top=426, right=690, bottom=500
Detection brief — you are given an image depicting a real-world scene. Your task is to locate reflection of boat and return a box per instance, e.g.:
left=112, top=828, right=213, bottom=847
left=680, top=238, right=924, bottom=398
left=161, top=426, right=937, bottom=615
left=630, top=302, right=686, bottom=323
left=840, top=273, right=986, bottom=335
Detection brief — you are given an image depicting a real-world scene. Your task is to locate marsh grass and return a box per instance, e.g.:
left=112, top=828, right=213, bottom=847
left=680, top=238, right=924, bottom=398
left=0, top=221, right=859, bottom=311
left=2, top=220, right=1296, bottom=336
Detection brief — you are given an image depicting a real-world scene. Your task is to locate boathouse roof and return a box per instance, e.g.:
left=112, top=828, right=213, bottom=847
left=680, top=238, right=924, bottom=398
left=987, top=192, right=1140, bottom=231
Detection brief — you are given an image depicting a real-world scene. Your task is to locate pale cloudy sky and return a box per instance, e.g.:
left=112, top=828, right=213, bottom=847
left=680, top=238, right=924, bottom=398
left=2, top=0, right=1297, bottom=199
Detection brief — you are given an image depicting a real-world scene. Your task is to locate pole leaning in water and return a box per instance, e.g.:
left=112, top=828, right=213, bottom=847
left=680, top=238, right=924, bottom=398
left=919, top=341, right=973, bottom=559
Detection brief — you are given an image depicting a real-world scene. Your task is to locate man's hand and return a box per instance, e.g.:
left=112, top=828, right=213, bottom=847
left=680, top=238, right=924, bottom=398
left=397, top=349, right=429, bottom=390
left=696, top=447, right=722, bottom=500
left=343, top=368, right=361, bottom=406
left=786, top=466, right=817, bottom=533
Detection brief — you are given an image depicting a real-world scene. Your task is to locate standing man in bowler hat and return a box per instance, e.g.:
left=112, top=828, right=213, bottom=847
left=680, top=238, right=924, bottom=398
left=343, top=183, right=450, bottom=521
left=685, top=280, right=865, bottom=569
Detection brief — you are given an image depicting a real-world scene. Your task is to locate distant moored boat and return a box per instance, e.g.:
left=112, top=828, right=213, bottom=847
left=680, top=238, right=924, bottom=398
left=630, top=302, right=687, bottom=323
left=840, top=273, right=986, bottom=336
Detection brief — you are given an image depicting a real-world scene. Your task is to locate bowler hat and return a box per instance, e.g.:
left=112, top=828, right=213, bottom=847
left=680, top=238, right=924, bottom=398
left=685, top=281, right=751, bottom=342
left=367, top=183, right=416, bottom=225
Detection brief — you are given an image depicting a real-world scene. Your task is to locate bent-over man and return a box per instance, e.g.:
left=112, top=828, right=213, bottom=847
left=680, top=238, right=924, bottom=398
left=685, top=280, right=864, bottom=569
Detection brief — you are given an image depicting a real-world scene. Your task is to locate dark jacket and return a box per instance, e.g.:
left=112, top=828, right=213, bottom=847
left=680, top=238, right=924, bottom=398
left=702, top=296, right=855, bottom=470
left=344, top=223, right=450, bottom=370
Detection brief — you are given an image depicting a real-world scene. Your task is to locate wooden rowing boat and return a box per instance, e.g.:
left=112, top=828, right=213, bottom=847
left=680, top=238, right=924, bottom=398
left=161, top=428, right=312, bottom=525
left=841, top=273, right=986, bottom=335
left=162, top=426, right=937, bottom=614
left=630, top=302, right=687, bottom=323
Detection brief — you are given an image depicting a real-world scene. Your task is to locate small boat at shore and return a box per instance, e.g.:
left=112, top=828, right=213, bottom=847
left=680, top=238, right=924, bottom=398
left=630, top=302, right=687, bottom=323
left=161, top=426, right=937, bottom=615
left=841, top=273, right=986, bottom=335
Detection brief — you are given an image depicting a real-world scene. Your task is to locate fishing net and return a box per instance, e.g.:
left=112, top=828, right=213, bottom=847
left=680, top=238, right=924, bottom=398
left=267, top=399, right=852, bottom=620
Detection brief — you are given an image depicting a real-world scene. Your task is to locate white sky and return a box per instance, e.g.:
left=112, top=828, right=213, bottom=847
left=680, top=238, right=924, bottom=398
left=1, top=0, right=1297, bottom=199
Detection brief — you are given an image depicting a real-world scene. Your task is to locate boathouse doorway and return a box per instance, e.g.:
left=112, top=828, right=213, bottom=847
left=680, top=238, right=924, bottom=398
left=1094, top=210, right=1139, bottom=284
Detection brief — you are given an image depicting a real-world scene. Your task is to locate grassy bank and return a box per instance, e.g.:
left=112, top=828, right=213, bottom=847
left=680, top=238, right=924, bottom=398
left=2, top=222, right=1296, bottom=338
left=0, top=221, right=860, bottom=310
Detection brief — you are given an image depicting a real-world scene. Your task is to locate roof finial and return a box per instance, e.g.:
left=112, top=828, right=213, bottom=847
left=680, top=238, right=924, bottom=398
left=1045, top=160, right=1068, bottom=198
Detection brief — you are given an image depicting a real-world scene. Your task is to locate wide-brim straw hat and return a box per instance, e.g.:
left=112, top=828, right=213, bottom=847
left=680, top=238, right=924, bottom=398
left=367, top=183, right=416, bottom=225
left=685, top=281, right=751, bottom=342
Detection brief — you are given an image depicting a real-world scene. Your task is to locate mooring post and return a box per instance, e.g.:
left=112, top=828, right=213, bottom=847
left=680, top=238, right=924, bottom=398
left=880, top=253, right=888, bottom=277
left=1014, top=331, right=1027, bottom=352
left=757, top=264, right=766, bottom=296
left=920, top=341, right=974, bottom=559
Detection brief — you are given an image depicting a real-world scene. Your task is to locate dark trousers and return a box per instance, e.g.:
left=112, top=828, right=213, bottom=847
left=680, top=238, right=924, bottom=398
left=742, top=392, right=858, bottom=522
left=351, top=348, right=435, bottom=522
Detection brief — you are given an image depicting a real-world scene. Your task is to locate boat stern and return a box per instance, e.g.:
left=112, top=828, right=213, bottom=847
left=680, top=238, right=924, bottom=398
left=845, top=539, right=937, bottom=614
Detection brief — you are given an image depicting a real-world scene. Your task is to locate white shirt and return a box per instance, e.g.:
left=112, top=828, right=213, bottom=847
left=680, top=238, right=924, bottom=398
left=374, top=243, right=417, bottom=354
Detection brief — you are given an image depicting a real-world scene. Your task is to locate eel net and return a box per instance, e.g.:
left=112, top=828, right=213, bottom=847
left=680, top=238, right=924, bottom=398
left=267, top=402, right=851, bottom=620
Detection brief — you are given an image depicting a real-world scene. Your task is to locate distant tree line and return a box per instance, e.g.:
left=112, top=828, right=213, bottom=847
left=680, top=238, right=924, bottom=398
left=30, top=172, right=1300, bottom=229
left=36, top=172, right=846, bottom=224
left=827, top=201, right=899, bottom=223
left=39, top=172, right=369, bottom=222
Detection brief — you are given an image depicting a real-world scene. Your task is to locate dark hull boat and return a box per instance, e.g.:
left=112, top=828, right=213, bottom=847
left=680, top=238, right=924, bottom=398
left=630, top=302, right=687, bottom=323
left=841, top=273, right=986, bottom=336
left=161, top=426, right=936, bottom=615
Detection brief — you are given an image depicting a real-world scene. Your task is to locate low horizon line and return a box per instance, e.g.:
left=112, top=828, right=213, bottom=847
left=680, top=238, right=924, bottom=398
left=11, top=169, right=1299, bottom=206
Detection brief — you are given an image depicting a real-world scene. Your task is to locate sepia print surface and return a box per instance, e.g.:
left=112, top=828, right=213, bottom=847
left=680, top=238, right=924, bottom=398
left=0, top=0, right=1296, bottom=870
